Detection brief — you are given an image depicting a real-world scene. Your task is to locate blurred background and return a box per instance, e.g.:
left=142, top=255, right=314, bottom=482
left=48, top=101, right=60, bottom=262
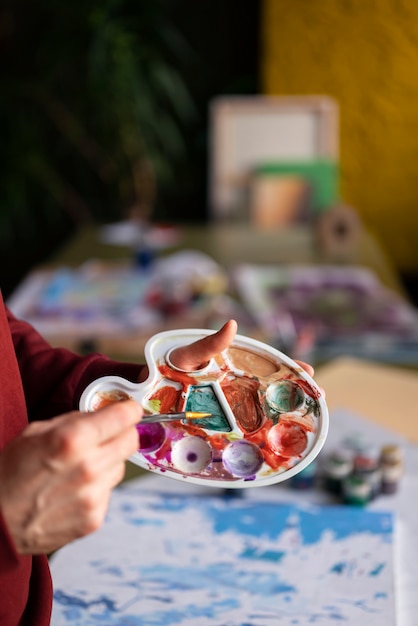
left=0, top=0, right=259, bottom=296
left=2, top=0, right=418, bottom=357
left=5, top=2, right=418, bottom=574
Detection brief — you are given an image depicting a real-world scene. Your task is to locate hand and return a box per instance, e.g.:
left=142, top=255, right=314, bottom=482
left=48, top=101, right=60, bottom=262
left=169, top=319, right=316, bottom=378
left=295, top=360, right=314, bottom=378
left=169, top=319, right=239, bottom=371
left=0, top=400, right=141, bottom=555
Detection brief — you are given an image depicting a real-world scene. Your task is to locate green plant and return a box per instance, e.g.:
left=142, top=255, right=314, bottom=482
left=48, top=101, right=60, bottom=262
left=0, top=0, right=196, bottom=250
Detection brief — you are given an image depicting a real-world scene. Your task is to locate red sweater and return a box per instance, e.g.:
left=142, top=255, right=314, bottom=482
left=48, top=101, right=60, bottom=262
left=0, top=294, right=143, bottom=625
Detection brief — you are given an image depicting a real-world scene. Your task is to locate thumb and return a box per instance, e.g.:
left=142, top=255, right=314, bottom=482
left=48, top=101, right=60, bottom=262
left=169, top=319, right=238, bottom=371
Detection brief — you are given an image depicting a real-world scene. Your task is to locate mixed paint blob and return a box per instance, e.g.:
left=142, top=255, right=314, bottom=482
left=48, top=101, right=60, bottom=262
left=88, top=331, right=327, bottom=487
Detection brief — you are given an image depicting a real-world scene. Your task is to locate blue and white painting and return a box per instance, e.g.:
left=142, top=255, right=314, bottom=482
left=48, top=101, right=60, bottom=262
left=50, top=483, right=396, bottom=625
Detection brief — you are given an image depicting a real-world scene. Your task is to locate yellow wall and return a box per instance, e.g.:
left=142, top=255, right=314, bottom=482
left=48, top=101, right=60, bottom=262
left=262, top=0, right=418, bottom=273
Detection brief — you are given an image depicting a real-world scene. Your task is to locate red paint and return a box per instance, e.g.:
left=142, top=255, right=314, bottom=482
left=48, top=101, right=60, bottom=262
left=282, top=375, right=321, bottom=401
left=279, top=410, right=315, bottom=433
left=208, top=433, right=231, bottom=451
left=150, top=436, right=172, bottom=462
left=261, top=446, right=291, bottom=471
left=158, top=364, right=197, bottom=387
left=180, top=422, right=209, bottom=439
left=244, top=419, right=287, bottom=470
left=268, top=422, right=308, bottom=458
left=149, top=385, right=181, bottom=413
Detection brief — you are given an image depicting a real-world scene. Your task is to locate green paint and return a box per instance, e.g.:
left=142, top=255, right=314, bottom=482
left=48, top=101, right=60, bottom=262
left=147, top=399, right=161, bottom=413
left=185, top=385, right=231, bottom=432
left=266, top=380, right=304, bottom=413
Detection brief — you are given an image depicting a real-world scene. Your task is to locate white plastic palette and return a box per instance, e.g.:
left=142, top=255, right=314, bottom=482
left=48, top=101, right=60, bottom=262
left=79, top=329, right=329, bottom=488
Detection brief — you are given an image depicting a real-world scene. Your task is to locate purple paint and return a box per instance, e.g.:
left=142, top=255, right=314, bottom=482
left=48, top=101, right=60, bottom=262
left=136, top=422, right=166, bottom=453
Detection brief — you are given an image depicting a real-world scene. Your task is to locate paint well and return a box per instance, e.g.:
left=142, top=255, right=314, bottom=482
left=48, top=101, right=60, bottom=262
left=185, top=385, right=231, bottom=432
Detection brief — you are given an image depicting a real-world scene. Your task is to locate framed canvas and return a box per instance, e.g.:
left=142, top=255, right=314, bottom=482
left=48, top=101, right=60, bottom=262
left=209, top=95, right=339, bottom=221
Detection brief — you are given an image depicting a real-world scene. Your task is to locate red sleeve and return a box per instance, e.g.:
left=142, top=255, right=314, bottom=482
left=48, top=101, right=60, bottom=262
left=6, top=307, right=146, bottom=421
left=0, top=507, right=53, bottom=626
left=0, top=508, right=31, bottom=624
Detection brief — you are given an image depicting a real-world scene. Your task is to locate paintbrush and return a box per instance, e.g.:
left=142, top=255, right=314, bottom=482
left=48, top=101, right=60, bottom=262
left=140, top=411, right=211, bottom=424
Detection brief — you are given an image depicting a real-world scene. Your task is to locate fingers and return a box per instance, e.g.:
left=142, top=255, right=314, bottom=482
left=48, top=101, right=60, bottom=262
left=167, top=322, right=318, bottom=392
left=295, top=360, right=315, bottom=378
left=24, top=401, right=141, bottom=477
left=85, top=399, right=142, bottom=444
left=169, top=319, right=238, bottom=371
left=77, top=424, right=139, bottom=481
left=48, top=400, right=142, bottom=452
left=295, top=360, right=326, bottom=397
left=0, top=401, right=141, bottom=555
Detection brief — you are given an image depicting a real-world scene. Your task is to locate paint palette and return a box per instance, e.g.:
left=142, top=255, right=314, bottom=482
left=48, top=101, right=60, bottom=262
left=79, top=329, right=329, bottom=488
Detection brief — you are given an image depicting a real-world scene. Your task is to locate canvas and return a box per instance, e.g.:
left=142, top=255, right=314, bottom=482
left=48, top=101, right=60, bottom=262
left=50, top=483, right=396, bottom=625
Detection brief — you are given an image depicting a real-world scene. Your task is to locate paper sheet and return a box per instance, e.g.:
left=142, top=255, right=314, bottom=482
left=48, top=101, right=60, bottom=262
left=48, top=405, right=418, bottom=626
left=50, top=487, right=396, bottom=626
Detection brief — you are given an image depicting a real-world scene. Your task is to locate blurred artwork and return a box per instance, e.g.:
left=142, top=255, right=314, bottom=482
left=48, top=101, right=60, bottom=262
left=249, top=175, right=312, bottom=229
left=233, top=264, right=418, bottom=363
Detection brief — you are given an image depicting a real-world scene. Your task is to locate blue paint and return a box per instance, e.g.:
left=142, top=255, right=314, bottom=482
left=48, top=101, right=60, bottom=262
left=120, top=502, right=136, bottom=513
left=240, top=546, right=286, bottom=563
left=142, top=562, right=293, bottom=597
left=51, top=491, right=395, bottom=626
left=369, top=563, right=385, bottom=576
left=271, top=582, right=297, bottom=594
left=53, top=590, right=117, bottom=611
left=330, top=562, right=347, bottom=574
left=201, top=500, right=393, bottom=544
left=125, top=494, right=394, bottom=545
left=97, top=565, right=124, bottom=578
left=185, top=385, right=231, bottom=431
left=125, top=517, right=165, bottom=528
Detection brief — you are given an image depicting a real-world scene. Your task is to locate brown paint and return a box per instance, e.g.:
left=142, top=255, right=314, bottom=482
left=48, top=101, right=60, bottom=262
left=221, top=376, right=264, bottom=434
left=227, top=347, right=278, bottom=377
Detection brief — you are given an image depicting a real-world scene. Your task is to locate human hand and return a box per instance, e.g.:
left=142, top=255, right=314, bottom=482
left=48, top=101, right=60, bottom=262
left=168, top=319, right=239, bottom=371
left=168, top=319, right=316, bottom=377
left=0, top=400, right=141, bottom=555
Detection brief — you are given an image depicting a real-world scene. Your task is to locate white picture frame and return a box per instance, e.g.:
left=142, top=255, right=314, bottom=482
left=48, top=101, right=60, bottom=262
left=209, top=95, right=339, bottom=220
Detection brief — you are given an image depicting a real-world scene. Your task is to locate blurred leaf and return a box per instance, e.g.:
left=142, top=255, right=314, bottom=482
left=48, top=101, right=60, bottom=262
left=0, top=0, right=196, bottom=247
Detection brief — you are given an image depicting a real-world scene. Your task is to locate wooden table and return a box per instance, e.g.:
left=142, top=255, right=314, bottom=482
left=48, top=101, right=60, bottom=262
left=53, top=222, right=405, bottom=295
